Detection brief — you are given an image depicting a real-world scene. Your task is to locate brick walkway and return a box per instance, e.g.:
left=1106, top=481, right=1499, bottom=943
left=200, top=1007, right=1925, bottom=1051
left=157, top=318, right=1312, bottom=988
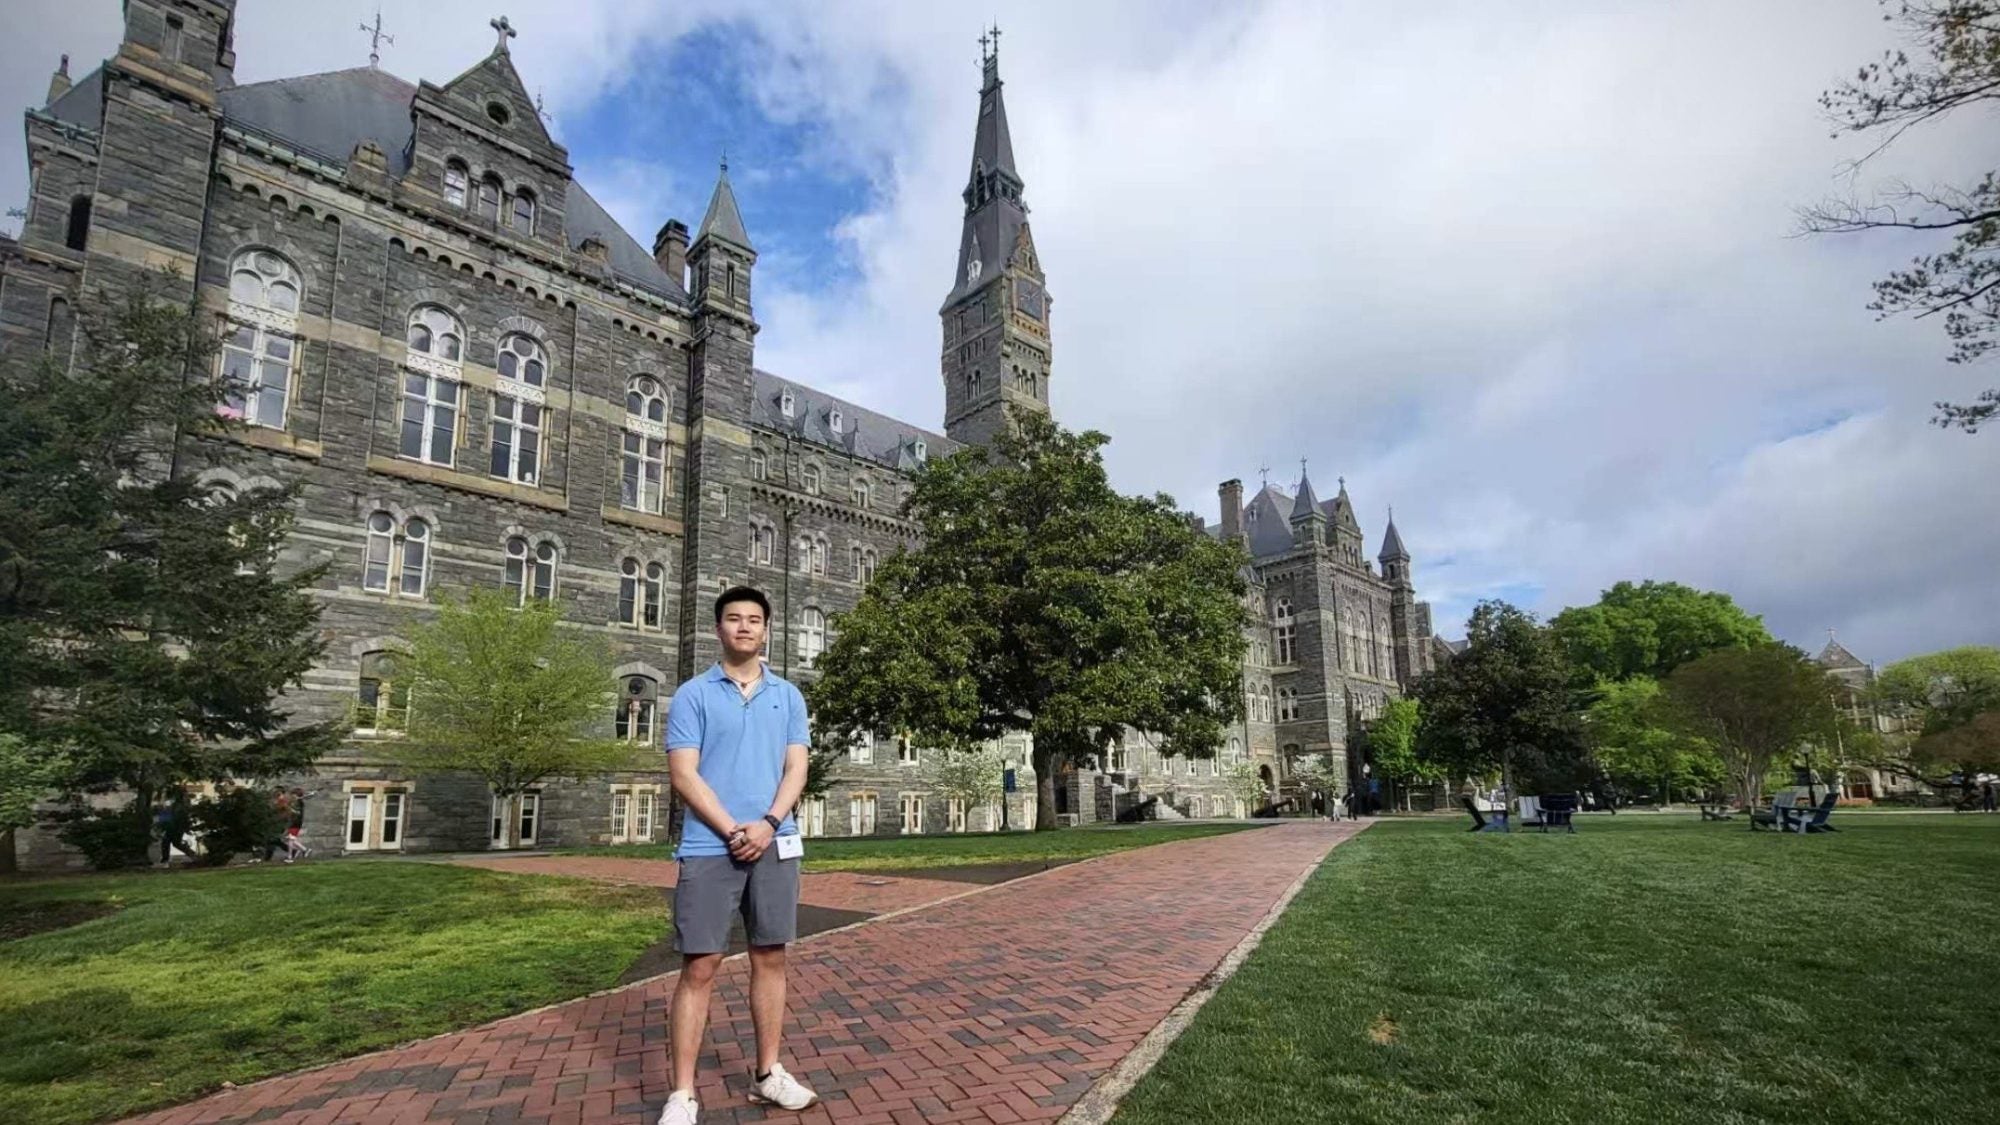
left=448, top=855, right=983, bottom=917
left=120, top=821, right=1367, bottom=1125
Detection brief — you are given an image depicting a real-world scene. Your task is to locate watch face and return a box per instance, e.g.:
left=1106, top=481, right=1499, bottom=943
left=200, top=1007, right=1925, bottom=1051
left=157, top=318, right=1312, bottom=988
left=1015, top=279, right=1044, bottom=320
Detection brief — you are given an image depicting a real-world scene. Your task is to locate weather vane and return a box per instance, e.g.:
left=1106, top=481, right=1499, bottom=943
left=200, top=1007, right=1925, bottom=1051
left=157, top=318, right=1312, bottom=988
left=359, top=6, right=393, bottom=68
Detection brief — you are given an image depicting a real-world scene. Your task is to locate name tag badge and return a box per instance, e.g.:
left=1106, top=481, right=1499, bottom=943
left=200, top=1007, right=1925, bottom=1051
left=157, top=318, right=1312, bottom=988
left=775, top=833, right=804, bottom=861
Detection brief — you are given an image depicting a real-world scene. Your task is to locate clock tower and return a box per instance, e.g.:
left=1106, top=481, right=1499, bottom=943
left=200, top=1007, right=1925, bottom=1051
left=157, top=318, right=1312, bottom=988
left=941, top=27, right=1051, bottom=450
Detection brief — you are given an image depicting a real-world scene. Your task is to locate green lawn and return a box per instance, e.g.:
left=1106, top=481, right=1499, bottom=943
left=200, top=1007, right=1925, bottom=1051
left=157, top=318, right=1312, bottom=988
left=1114, top=815, right=2000, bottom=1125
left=569, top=820, right=1264, bottom=872
left=0, top=863, right=665, bottom=1125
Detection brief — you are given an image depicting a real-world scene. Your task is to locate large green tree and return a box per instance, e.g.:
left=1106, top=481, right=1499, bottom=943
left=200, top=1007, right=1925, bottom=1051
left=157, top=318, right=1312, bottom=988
left=1801, top=0, right=2000, bottom=431
left=1414, top=601, right=1593, bottom=797
left=1360, top=696, right=1433, bottom=811
left=1872, top=645, right=2000, bottom=805
left=1582, top=676, right=1723, bottom=804
left=1658, top=646, right=1840, bottom=810
left=806, top=413, right=1249, bottom=830
left=0, top=289, right=343, bottom=866
left=400, top=589, right=640, bottom=846
left=1550, top=580, right=1771, bottom=686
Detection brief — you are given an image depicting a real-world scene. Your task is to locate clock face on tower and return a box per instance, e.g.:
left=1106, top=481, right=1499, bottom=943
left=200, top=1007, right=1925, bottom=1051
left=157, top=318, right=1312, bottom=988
left=1014, top=278, right=1045, bottom=321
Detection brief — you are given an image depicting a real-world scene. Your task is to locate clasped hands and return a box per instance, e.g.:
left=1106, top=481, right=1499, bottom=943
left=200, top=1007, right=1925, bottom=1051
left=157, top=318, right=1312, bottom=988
left=726, top=817, right=775, bottom=861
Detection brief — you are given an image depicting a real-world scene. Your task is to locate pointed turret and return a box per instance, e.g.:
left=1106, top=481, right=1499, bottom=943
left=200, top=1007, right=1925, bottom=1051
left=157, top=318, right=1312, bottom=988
left=946, top=28, right=1029, bottom=304
left=1289, top=465, right=1327, bottom=549
left=46, top=54, right=71, bottom=105
left=690, top=162, right=757, bottom=321
left=696, top=161, right=753, bottom=252
left=1378, top=509, right=1409, bottom=563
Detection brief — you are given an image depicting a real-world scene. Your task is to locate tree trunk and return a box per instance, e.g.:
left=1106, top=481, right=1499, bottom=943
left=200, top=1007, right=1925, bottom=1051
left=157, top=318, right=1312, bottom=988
left=1033, top=744, right=1059, bottom=831
left=0, top=827, right=16, bottom=874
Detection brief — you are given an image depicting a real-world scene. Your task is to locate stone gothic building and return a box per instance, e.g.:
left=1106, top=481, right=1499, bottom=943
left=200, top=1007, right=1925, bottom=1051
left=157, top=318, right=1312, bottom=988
left=1, top=3, right=1437, bottom=865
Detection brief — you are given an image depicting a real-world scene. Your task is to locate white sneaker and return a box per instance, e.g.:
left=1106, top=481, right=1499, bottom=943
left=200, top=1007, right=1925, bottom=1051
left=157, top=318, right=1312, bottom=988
left=657, top=1090, right=698, bottom=1125
left=750, top=1063, right=817, bottom=1110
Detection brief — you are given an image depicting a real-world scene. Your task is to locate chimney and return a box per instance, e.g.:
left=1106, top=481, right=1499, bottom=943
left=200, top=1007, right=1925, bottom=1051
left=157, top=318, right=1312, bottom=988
left=46, top=54, right=71, bottom=105
left=1218, top=479, right=1244, bottom=541
left=653, top=220, right=689, bottom=290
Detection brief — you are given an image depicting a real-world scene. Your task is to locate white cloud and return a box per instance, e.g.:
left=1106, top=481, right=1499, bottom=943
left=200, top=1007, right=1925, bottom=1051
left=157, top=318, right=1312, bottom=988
left=7, top=0, right=1994, bottom=664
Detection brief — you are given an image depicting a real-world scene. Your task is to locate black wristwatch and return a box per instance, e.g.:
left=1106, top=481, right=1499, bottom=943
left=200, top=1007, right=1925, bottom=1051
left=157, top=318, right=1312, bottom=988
left=761, top=814, right=782, bottom=833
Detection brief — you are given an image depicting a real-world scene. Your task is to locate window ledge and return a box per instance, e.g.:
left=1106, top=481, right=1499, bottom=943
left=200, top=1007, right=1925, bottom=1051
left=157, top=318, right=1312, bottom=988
left=367, top=455, right=569, bottom=511
left=219, top=424, right=323, bottom=460
left=602, top=504, right=684, bottom=536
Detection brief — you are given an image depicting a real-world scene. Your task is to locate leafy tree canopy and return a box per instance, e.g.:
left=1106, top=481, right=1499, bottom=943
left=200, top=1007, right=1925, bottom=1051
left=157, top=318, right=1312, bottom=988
left=807, top=413, right=1249, bottom=829
left=1872, top=645, right=2000, bottom=801
left=401, top=589, right=640, bottom=832
left=1658, top=646, right=1840, bottom=809
left=1550, top=580, right=1771, bottom=686
left=1801, top=0, right=2000, bottom=430
left=1414, top=601, right=1593, bottom=796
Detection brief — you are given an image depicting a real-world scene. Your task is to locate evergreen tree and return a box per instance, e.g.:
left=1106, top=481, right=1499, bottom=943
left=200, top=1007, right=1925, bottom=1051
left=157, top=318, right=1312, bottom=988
left=0, top=289, right=343, bottom=864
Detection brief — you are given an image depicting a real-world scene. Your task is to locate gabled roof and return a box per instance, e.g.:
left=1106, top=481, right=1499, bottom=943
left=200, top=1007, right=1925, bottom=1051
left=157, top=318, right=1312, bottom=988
left=434, top=44, right=559, bottom=153
left=1816, top=638, right=1867, bottom=671
left=194, top=65, right=685, bottom=302
left=748, top=370, right=957, bottom=473
left=1243, top=484, right=1298, bottom=558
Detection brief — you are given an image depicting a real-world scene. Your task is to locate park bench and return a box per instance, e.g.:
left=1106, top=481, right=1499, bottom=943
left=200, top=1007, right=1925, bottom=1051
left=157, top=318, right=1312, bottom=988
left=1751, top=790, right=1838, bottom=834
left=1535, top=793, right=1579, bottom=833
left=1460, top=796, right=1510, bottom=833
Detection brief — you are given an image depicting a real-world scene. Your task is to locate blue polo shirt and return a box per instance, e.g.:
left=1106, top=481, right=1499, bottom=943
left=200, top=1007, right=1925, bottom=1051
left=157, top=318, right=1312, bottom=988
left=665, top=663, right=808, bottom=858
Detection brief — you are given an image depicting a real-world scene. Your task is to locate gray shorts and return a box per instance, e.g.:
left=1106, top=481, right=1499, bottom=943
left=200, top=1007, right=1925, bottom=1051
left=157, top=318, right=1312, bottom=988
left=673, top=846, right=801, bottom=954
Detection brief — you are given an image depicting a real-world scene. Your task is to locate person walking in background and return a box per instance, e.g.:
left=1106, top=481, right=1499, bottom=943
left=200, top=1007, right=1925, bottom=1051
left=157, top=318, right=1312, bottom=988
left=1983, top=780, right=1996, bottom=814
left=283, top=787, right=313, bottom=861
left=260, top=788, right=293, bottom=862
left=154, top=787, right=194, bottom=865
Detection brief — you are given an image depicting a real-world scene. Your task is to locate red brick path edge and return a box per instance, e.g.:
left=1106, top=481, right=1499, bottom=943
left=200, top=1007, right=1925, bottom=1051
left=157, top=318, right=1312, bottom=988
left=117, top=821, right=1368, bottom=1125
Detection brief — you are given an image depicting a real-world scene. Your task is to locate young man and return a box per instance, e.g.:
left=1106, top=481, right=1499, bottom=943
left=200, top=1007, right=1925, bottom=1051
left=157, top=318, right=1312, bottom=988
left=658, top=586, right=817, bottom=1125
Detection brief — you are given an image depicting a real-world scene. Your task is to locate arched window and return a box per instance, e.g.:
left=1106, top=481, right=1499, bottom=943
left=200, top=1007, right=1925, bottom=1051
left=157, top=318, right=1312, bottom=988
left=749, top=450, right=767, bottom=479
left=443, top=160, right=469, bottom=208
left=621, top=375, right=669, bottom=514
left=45, top=297, right=71, bottom=355
left=489, top=335, right=545, bottom=486
left=616, top=675, right=659, bottom=743
left=1228, top=736, right=1242, bottom=763
left=65, top=195, right=90, bottom=251
left=362, top=512, right=429, bottom=597
left=357, top=651, right=409, bottom=734
left=802, top=464, right=822, bottom=495
left=1278, top=687, right=1298, bottom=723
left=510, top=189, right=536, bottom=234
left=851, top=544, right=878, bottom=584
left=406, top=305, right=463, bottom=362
left=798, top=607, right=826, bottom=668
left=1274, top=597, right=1296, bottom=665
left=619, top=558, right=666, bottom=629
left=476, top=175, right=503, bottom=222
left=402, top=307, right=463, bottom=466
left=504, top=536, right=557, bottom=604
left=852, top=478, right=871, bottom=509
left=219, top=250, right=301, bottom=429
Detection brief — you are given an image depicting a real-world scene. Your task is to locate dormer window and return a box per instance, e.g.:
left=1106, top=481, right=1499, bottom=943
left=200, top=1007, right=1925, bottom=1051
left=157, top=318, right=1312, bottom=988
left=443, top=161, right=469, bottom=208
left=780, top=389, right=794, bottom=418
left=913, top=440, right=927, bottom=461
left=829, top=409, right=843, bottom=435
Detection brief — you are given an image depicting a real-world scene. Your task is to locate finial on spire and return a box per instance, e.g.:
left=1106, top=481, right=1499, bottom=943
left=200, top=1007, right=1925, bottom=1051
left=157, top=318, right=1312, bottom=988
left=58, top=53, right=69, bottom=77
left=980, top=23, right=1003, bottom=66
left=1338, top=475, right=1346, bottom=490
left=1257, top=463, right=1270, bottom=487
left=1299, top=457, right=1308, bottom=480
left=490, top=15, right=516, bottom=53
left=360, top=7, right=394, bottom=68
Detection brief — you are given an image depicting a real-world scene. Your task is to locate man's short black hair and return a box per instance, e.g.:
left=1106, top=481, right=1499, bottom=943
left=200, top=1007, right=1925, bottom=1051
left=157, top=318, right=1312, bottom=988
left=714, top=585, right=772, bottom=624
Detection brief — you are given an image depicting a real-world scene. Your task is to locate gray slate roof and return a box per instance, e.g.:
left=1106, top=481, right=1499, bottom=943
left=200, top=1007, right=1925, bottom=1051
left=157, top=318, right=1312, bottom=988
left=46, top=65, right=102, bottom=132
left=1290, top=472, right=1322, bottom=518
left=189, top=65, right=686, bottom=302
left=750, top=370, right=958, bottom=473
left=696, top=166, right=752, bottom=250
left=1816, top=638, right=1867, bottom=671
left=1378, top=514, right=1408, bottom=561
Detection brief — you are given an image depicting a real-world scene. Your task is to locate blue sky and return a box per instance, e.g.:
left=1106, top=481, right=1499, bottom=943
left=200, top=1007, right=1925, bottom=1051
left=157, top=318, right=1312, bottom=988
left=5, top=0, right=1997, bottom=663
